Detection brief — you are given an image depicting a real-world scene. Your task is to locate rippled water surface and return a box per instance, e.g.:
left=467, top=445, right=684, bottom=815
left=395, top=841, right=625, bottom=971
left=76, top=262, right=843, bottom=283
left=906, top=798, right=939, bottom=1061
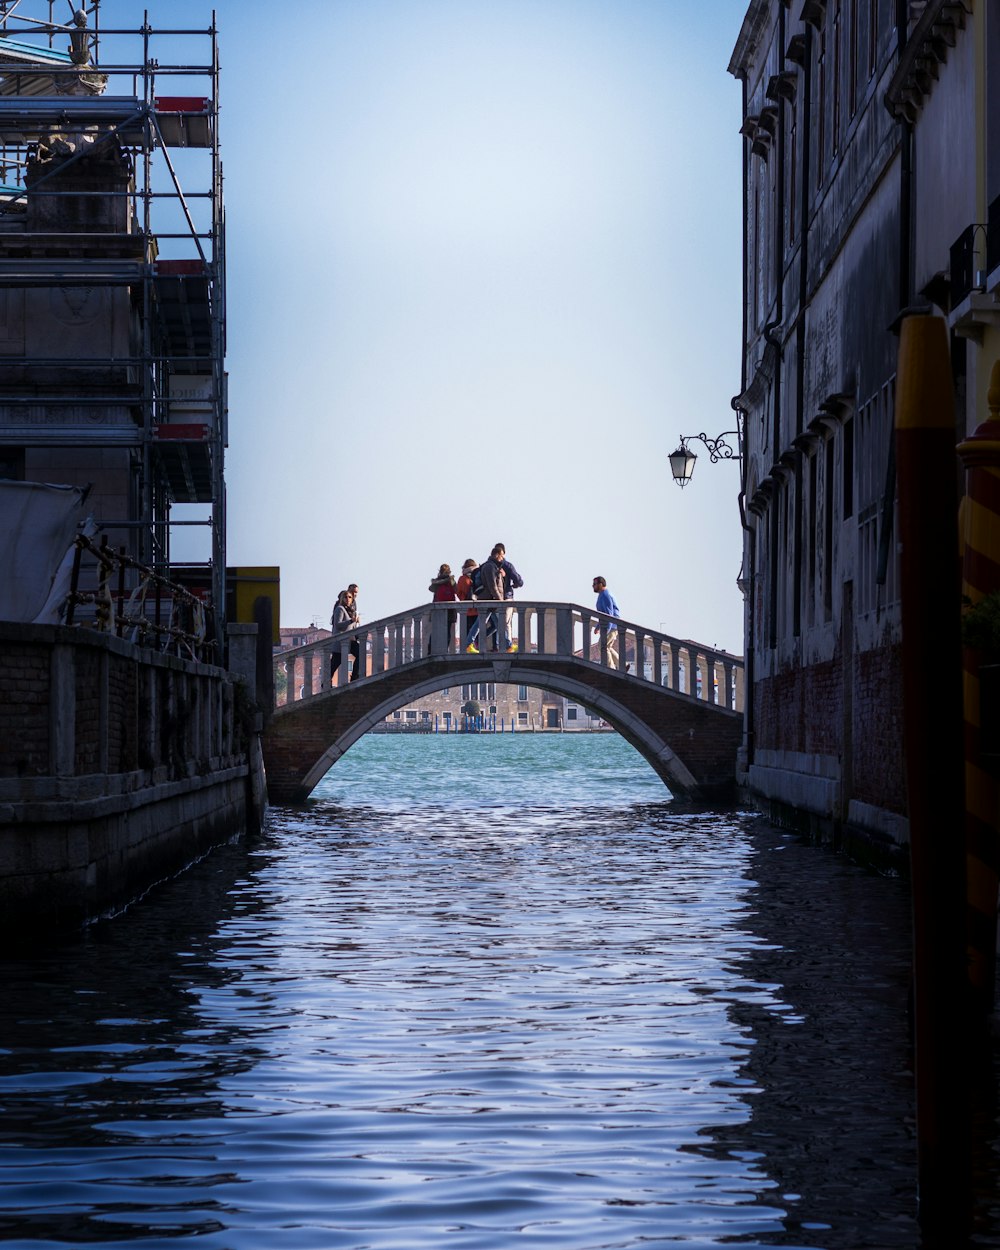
left=2, top=734, right=996, bottom=1248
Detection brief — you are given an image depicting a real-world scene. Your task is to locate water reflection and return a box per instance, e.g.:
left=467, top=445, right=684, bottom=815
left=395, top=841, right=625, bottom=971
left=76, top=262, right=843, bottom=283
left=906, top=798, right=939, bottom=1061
left=1, top=770, right=999, bottom=1248
left=704, top=823, right=920, bottom=1248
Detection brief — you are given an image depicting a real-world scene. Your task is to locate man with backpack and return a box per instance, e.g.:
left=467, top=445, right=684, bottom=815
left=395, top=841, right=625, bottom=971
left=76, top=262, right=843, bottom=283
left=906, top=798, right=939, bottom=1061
left=493, top=542, right=523, bottom=652
left=478, top=547, right=508, bottom=651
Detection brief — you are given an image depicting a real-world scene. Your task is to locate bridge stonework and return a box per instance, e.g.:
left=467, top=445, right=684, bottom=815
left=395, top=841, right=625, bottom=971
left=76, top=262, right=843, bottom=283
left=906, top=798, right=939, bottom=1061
left=262, top=655, right=742, bottom=804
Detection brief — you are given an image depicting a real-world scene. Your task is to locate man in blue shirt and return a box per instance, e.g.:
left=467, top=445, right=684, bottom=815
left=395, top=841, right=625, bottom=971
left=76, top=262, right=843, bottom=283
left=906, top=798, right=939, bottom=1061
left=592, top=576, right=620, bottom=669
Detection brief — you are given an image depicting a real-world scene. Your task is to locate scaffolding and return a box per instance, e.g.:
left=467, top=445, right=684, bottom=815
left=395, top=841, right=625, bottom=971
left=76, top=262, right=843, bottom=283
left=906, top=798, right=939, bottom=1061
left=0, top=2, right=227, bottom=639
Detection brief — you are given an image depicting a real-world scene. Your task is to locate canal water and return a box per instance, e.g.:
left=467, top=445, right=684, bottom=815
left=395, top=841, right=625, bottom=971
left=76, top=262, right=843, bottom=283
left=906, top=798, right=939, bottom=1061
left=1, top=733, right=998, bottom=1249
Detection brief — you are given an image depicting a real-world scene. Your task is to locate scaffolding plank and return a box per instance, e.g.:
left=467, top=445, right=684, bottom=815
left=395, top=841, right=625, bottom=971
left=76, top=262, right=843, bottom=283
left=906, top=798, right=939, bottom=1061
left=0, top=96, right=147, bottom=140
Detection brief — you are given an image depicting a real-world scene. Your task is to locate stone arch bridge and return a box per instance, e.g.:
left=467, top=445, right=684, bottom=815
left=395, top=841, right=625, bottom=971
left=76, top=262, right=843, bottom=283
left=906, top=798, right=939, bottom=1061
left=262, top=601, right=744, bottom=804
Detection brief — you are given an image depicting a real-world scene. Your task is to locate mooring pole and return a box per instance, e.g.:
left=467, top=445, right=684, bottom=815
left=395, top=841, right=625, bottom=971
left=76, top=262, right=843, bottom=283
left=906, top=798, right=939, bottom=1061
left=957, top=360, right=1000, bottom=1016
left=895, top=314, right=970, bottom=1236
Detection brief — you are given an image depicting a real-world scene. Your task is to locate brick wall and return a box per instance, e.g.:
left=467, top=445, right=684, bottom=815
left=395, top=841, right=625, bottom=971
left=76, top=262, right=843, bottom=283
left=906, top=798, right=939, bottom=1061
left=853, top=640, right=906, bottom=814
left=0, top=644, right=49, bottom=776
left=0, top=623, right=244, bottom=784
left=74, top=648, right=101, bottom=774
left=754, top=655, right=843, bottom=756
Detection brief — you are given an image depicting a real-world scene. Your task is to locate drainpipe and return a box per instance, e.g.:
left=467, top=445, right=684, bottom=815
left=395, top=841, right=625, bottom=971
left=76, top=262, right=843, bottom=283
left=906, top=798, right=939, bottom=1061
left=738, top=67, right=754, bottom=771
left=897, top=2, right=914, bottom=313
left=797, top=22, right=811, bottom=441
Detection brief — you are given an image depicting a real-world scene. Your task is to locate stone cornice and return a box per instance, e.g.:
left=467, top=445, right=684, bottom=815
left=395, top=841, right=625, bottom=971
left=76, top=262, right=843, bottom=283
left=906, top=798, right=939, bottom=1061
left=885, top=0, right=971, bottom=123
left=729, top=0, right=772, bottom=79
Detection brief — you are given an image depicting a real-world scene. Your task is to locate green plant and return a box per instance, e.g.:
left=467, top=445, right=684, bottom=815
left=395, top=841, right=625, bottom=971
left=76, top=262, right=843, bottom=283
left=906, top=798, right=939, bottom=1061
left=961, top=591, right=1000, bottom=654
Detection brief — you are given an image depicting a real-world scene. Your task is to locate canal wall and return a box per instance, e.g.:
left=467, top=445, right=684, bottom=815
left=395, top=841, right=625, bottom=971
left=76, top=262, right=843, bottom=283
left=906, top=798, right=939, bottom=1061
left=0, top=621, right=265, bottom=931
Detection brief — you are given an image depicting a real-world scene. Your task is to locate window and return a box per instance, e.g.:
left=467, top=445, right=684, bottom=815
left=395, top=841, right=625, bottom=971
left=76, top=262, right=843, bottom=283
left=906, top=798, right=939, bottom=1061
left=787, top=101, right=798, bottom=246
left=857, top=380, right=899, bottom=614
left=832, top=0, right=842, bottom=157
left=517, top=685, right=528, bottom=701
left=0, top=448, right=24, bottom=480
left=443, top=711, right=452, bottom=724
left=848, top=0, right=859, bottom=116
left=392, top=711, right=401, bottom=719
left=518, top=712, right=528, bottom=725
left=867, top=0, right=878, bottom=79
left=441, top=687, right=450, bottom=696
left=808, top=450, right=818, bottom=626
left=824, top=436, right=835, bottom=620
left=421, top=711, right=430, bottom=721
left=405, top=710, right=417, bottom=721
left=843, top=416, right=854, bottom=519
left=816, top=18, right=827, bottom=188
left=461, top=683, right=494, bottom=700
left=567, top=706, right=578, bottom=721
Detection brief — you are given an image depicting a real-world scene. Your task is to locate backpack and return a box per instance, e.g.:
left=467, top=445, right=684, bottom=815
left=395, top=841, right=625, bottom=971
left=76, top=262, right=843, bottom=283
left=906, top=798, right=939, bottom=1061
left=470, top=565, right=484, bottom=598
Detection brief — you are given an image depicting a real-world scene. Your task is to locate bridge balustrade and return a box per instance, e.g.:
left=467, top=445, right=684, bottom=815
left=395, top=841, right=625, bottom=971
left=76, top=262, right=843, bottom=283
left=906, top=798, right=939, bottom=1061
left=273, top=601, right=743, bottom=716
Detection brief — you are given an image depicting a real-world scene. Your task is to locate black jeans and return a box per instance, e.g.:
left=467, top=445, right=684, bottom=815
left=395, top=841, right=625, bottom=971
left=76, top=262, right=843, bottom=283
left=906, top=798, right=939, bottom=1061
left=330, top=638, right=360, bottom=681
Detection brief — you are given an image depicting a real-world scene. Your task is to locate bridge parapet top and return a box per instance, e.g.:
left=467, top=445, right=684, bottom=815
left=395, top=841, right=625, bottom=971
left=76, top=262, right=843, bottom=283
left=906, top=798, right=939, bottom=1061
left=274, top=600, right=744, bottom=716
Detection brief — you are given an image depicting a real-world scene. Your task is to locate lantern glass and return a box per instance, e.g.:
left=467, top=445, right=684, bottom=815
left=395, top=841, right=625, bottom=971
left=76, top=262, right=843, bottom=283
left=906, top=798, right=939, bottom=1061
left=669, top=444, right=696, bottom=486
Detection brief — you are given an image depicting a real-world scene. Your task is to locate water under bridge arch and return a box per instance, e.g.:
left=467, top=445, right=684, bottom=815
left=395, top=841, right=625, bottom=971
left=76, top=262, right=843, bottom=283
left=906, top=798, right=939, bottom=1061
left=262, top=600, right=744, bottom=803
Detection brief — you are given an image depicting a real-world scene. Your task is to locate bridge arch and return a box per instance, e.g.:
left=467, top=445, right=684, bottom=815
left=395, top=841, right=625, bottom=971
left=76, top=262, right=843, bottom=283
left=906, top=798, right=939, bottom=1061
left=263, top=598, right=744, bottom=806
left=295, top=663, right=703, bottom=798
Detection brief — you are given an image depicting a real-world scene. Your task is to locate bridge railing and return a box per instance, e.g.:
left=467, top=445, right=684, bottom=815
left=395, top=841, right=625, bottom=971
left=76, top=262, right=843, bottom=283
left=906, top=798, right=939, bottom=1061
left=273, top=601, right=744, bottom=715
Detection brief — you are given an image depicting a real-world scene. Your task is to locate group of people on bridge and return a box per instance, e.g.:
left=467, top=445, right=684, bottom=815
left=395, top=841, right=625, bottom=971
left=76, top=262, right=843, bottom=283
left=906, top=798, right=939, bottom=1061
left=329, top=547, right=622, bottom=680
left=430, top=543, right=523, bottom=654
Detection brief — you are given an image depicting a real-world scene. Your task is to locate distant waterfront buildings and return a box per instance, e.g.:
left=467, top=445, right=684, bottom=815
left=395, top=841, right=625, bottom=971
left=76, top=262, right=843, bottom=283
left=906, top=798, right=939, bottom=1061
left=275, top=627, right=607, bottom=731
left=730, top=1, right=998, bottom=856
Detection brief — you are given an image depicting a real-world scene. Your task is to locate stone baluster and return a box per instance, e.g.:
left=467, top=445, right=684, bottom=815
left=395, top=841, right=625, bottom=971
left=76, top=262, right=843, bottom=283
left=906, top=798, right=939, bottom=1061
left=392, top=620, right=403, bottom=670
left=372, top=625, right=385, bottom=675
left=430, top=605, right=449, bottom=656
left=556, top=607, right=574, bottom=659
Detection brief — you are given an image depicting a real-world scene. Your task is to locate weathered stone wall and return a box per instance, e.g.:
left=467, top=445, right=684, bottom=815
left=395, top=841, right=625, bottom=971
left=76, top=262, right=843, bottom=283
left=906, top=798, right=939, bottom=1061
left=0, top=622, right=260, bottom=931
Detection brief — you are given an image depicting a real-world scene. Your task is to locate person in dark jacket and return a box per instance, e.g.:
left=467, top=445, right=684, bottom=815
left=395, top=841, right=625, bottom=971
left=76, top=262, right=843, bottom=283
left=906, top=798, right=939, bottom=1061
left=478, top=548, right=507, bottom=651
left=493, top=542, right=523, bottom=652
left=330, top=588, right=360, bottom=682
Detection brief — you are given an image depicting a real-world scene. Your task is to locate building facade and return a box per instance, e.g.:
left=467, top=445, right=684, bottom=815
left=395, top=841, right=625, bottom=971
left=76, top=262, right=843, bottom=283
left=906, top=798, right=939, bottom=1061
left=730, top=0, right=999, bottom=857
left=0, top=11, right=227, bottom=624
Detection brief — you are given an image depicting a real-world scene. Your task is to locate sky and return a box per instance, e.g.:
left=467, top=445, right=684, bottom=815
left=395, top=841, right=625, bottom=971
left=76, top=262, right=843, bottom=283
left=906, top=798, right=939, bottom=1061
left=96, top=0, right=751, bottom=654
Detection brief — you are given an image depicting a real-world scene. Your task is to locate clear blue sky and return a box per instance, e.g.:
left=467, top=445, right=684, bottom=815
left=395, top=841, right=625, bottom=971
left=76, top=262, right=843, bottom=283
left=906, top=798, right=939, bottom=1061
left=105, top=0, right=750, bottom=653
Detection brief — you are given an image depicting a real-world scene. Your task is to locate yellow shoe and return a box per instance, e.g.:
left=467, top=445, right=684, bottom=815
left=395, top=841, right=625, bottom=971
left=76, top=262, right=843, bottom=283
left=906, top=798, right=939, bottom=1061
left=507, top=643, right=518, bottom=652
left=466, top=643, right=479, bottom=654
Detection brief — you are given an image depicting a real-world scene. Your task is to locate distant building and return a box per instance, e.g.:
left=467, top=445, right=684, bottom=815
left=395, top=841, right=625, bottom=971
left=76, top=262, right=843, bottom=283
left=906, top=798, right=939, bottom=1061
left=278, top=625, right=331, bottom=652
left=729, top=1, right=998, bottom=855
left=383, top=682, right=607, bottom=732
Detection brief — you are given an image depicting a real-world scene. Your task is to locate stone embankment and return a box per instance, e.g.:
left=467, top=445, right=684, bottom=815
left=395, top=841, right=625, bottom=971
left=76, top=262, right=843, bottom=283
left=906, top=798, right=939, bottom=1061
left=0, top=622, right=265, bottom=931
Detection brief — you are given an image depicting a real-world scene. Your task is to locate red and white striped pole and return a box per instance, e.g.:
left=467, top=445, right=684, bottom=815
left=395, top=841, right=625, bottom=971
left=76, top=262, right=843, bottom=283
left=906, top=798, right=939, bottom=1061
left=957, top=358, right=1000, bottom=1014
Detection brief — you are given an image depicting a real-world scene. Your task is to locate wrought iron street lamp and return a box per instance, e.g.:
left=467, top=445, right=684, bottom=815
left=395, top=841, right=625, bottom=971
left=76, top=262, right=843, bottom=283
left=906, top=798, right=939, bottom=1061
left=669, top=429, right=742, bottom=487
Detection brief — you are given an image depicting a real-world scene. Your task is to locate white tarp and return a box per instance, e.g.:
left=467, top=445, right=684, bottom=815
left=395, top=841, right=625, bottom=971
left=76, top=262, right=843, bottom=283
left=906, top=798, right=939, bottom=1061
left=0, top=480, right=88, bottom=623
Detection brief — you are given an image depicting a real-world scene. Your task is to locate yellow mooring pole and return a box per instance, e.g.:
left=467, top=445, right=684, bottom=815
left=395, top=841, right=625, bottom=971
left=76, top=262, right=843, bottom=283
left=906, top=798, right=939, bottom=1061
left=894, top=314, right=970, bottom=1237
left=957, top=359, right=1000, bottom=1015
